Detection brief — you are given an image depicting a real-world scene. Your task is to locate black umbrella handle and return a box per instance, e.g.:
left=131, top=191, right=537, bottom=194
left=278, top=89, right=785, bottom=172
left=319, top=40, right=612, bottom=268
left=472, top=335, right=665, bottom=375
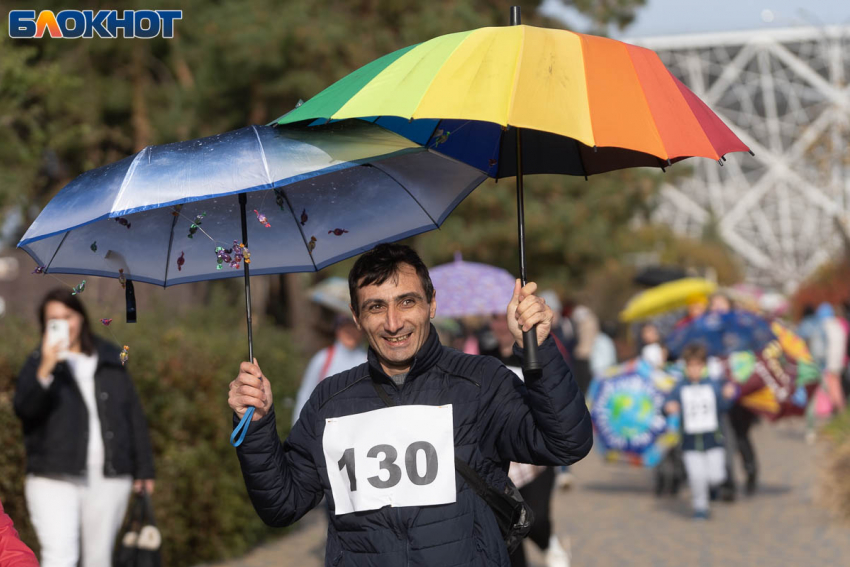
left=231, top=192, right=256, bottom=448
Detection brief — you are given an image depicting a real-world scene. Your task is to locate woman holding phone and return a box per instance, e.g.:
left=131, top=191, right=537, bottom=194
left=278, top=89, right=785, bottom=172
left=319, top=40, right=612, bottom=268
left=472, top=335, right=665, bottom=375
left=14, top=289, right=155, bottom=567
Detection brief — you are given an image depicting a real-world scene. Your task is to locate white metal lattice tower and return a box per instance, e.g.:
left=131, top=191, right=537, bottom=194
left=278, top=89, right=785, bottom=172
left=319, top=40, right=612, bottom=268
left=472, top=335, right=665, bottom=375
left=630, top=26, right=850, bottom=290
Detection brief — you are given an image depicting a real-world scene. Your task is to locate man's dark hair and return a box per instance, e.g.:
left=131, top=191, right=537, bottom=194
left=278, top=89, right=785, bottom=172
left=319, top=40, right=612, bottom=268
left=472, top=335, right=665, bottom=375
left=348, top=243, right=434, bottom=315
left=681, top=343, right=707, bottom=364
left=38, top=288, right=96, bottom=355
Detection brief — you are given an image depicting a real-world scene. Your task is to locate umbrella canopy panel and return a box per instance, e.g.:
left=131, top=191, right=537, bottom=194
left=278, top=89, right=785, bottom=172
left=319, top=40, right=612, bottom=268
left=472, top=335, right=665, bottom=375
left=619, top=278, right=717, bottom=322
left=19, top=122, right=487, bottom=286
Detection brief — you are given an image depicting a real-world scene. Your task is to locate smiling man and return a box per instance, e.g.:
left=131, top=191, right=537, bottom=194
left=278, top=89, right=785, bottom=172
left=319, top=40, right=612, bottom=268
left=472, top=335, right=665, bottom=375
left=228, top=243, right=592, bottom=567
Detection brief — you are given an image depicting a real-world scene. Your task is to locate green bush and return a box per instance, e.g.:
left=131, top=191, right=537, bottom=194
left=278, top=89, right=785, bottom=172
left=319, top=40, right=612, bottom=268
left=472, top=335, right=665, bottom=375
left=0, top=283, right=306, bottom=566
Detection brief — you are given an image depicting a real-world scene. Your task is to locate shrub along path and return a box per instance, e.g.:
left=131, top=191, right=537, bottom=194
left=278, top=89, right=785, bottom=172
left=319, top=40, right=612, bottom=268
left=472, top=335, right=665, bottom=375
left=204, top=420, right=850, bottom=567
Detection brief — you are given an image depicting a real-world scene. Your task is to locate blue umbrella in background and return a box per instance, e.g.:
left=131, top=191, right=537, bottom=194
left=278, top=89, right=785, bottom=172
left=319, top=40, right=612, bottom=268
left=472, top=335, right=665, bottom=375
left=17, top=119, right=487, bottom=445
left=665, top=310, right=777, bottom=359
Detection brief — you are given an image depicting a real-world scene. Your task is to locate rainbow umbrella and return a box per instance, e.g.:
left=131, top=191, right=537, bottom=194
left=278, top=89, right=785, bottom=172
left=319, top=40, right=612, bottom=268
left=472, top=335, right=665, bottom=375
left=276, top=6, right=751, bottom=369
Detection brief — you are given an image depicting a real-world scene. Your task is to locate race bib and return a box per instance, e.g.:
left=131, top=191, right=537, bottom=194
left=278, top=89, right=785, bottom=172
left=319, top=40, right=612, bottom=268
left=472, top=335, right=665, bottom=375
left=680, top=384, right=718, bottom=434
left=323, top=405, right=456, bottom=515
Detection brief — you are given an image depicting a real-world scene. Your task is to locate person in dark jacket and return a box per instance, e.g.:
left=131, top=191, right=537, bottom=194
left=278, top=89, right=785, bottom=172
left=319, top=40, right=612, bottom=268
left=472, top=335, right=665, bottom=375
left=14, top=289, right=155, bottom=567
left=228, top=244, right=593, bottom=566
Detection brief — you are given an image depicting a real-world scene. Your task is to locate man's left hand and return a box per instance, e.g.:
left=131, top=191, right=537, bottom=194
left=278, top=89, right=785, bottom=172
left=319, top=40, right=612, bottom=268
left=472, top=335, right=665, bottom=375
left=507, top=279, right=553, bottom=348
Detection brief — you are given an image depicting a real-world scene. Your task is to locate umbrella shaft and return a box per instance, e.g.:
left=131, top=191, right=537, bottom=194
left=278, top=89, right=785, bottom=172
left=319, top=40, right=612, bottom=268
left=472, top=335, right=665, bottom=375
left=515, top=128, right=528, bottom=286
left=239, top=193, right=254, bottom=363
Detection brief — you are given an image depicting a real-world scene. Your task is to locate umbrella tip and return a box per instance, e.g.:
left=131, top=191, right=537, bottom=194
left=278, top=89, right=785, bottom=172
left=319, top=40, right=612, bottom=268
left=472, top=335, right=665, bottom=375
left=510, top=6, right=521, bottom=25
left=748, top=150, right=755, bottom=156
left=454, top=250, right=463, bottom=263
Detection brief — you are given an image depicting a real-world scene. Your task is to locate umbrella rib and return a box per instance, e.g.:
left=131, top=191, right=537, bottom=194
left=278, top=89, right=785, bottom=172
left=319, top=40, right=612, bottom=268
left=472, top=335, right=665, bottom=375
left=251, top=125, right=273, bottom=186
left=278, top=188, right=318, bottom=271
left=162, top=207, right=181, bottom=287
left=110, top=147, right=148, bottom=216
left=368, top=163, right=439, bottom=229
left=44, top=232, right=70, bottom=271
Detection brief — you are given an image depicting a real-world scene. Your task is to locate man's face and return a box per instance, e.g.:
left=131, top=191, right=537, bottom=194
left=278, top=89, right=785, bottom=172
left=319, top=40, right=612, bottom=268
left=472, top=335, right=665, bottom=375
left=351, top=263, right=436, bottom=375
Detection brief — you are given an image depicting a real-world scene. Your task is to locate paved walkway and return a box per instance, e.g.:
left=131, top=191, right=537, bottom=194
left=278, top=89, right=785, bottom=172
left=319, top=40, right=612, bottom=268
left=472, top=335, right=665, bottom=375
left=206, top=420, right=850, bottom=566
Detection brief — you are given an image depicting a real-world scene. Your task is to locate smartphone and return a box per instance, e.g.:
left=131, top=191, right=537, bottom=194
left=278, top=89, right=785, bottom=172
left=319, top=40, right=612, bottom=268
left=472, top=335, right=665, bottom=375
left=46, top=319, right=70, bottom=360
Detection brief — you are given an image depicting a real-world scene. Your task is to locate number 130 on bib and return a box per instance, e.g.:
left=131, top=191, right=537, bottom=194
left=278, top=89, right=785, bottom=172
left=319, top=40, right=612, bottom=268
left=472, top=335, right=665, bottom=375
left=323, top=405, right=456, bottom=515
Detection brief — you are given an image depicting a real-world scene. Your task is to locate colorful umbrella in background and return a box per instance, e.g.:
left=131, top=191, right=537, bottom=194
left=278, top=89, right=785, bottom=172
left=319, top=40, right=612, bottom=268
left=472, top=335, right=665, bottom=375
left=427, top=252, right=515, bottom=318
left=724, top=321, right=820, bottom=419
left=587, top=358, right=680, bottom=467
left=276, top=5, right=752, bottom=370
left=666, top=311, right=820, bottom=420
left=619, top=278, right=717, bottom=322
left=17, top=119, right=488, bottom=445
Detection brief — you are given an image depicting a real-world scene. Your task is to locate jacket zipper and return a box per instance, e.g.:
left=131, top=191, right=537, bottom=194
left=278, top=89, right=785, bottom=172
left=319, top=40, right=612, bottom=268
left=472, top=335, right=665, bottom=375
left=393, top=381, right=409, bottom=566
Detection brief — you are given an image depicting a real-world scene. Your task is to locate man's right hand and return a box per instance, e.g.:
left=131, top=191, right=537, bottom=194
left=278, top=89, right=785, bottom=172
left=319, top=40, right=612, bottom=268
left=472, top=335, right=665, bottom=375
left=229, top=358, right=273, bottom=421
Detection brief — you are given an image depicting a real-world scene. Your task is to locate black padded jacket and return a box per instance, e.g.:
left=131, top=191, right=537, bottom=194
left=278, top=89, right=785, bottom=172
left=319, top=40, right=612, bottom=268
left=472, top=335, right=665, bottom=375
left=235, top=327, right=592, bottom=566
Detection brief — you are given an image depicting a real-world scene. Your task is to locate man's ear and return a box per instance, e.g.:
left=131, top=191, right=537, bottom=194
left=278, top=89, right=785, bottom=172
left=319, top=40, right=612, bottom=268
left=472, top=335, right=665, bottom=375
left=430, top=290, right=437, bottom=319
left=349, top=305, right=361, bottom=330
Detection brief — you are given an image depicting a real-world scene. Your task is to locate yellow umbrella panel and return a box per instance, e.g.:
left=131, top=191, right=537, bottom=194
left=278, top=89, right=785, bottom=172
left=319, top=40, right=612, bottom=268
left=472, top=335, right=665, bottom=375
left=620, top=278, right=717, bottom=322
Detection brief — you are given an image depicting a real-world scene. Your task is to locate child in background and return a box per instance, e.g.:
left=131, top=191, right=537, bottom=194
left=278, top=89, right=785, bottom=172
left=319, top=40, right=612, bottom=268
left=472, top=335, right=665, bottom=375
left=664, top=344, right=738, bottom=519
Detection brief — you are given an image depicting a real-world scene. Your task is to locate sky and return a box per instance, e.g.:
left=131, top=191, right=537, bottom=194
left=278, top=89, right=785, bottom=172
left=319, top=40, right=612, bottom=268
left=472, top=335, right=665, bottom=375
left=539, top=0, right=850, bottom=38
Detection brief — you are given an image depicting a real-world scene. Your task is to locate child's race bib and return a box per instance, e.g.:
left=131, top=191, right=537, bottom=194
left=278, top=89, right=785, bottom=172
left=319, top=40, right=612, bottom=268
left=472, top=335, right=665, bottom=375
left=680, top=384, right=718, bottom=435
left=323, top=404, right=456, bottom=515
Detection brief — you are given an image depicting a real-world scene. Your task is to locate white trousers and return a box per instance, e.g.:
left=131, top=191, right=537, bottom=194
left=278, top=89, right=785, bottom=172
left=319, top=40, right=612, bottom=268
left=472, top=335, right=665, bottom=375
left=682, top=448, right=726, bottom=512
left=25, top=470, right=133, bottom=567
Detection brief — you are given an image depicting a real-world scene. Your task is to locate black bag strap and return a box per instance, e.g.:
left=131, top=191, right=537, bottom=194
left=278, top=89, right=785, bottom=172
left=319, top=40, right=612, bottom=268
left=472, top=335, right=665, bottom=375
left=370, top=380, right=499, bottom=505
left=371, top=379, right=396, bottom=408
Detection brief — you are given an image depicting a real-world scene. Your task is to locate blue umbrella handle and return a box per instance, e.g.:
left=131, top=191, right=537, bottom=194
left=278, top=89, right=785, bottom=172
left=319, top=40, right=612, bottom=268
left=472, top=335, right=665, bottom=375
left=231, top=407, right=255, bottom=447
